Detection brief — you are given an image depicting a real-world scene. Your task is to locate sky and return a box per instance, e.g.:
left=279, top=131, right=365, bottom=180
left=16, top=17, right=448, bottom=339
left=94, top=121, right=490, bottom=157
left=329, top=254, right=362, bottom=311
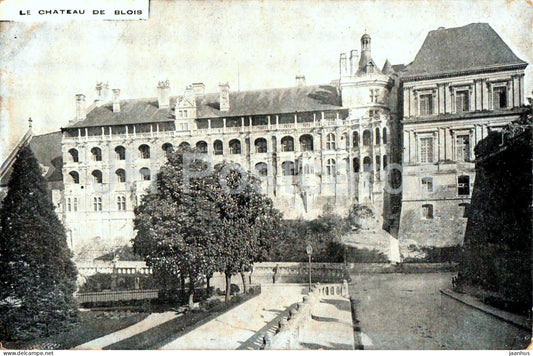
left=1, top=0, right=532, bottom=162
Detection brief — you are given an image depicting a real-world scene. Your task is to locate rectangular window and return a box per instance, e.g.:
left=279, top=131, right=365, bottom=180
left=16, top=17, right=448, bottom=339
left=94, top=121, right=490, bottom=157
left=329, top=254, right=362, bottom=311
left=421, top=177, right=433, bottom=192
left=73, top=197, right=78, bottom=212
left=456, top=90, right=469, bottom=112
left=93, top=197, right=102, bottom=211
left=422, top=204, right=434, bottom=219
left=419, top=94, right=433, bottom=115
left=419, top=137, right=434, bottom=163
left=458, top=175, right=470, bottom=196
left=117, top=196, right=126, bottom=211
left=456, top=135, right=470, bottom=162
left=493, top=86, right=507, bottom=109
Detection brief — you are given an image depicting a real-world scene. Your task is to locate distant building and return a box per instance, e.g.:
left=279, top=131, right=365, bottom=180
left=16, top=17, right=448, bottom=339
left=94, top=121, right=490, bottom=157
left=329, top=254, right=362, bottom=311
left=0, top=23, right=528, bottom=261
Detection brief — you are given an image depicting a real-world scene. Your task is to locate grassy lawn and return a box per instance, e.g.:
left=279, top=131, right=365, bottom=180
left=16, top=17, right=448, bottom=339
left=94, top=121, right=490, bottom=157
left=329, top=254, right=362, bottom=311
left=4, top=310, right=149, bottom=350
left=104, top=292, right=259, bottom=350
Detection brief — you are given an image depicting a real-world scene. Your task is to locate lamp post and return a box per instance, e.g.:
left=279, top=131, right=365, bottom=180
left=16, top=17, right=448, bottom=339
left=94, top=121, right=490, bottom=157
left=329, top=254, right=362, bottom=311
left=306, top=244, right=313, bottom=292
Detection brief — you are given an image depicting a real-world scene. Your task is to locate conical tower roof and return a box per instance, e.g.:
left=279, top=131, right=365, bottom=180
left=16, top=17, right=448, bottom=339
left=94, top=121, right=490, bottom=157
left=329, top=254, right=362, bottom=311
left=382, top=59, right=393, bottom=74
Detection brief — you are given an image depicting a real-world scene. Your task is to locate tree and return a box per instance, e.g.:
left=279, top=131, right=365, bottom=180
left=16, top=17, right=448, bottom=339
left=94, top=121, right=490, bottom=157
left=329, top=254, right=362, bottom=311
left=133, top=149, right=221, bottom=305
left=133, top=149, right=281, bottom=303
left=0, top=146, right=78, bottom=341
left=213, top=168, right=281, bottom=298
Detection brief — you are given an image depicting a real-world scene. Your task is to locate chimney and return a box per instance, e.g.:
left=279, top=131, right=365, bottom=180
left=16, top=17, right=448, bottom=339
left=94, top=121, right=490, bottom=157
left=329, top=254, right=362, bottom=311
left=339, top=53, right=348, bottom=79
left=95, top=81, right=109, bottom=107
left=295, top=75, right=306, bottom=88
left=191, top=82, right=205, bottom=96
left=75, top=94, right=86, bottom=121
left=112, top=89, right=121, bottom=113
left=349, top=50, right=359, bottom=76
left=157, top=80, right=170, bottom=108
left=219, top=82, right=230, bottom=111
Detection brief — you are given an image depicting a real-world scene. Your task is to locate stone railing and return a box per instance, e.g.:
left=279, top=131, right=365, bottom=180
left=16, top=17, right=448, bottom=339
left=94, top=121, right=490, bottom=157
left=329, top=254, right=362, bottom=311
left=77, top=261, right=152, bottom=276
left=263, top=280, right=349, bottom=350
left=252, top=262, right=349, bottom=284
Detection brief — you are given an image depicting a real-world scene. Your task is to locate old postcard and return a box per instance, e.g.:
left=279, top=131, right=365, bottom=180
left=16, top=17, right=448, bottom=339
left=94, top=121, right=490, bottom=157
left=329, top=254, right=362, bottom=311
left=0, top=0, right=531, bottom=352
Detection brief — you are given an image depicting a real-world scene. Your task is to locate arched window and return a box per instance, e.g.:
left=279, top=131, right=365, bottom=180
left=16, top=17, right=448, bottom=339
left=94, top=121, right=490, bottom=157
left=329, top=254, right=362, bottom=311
left=162, top=143, right=173, bottom=152
left=363, top=130, right=372, bottom=146
left=375, top=155, right=381, bottom=171
left=326, top=158, right=336, bottom=176
left=353, top=158, right=360, bottom=173
left=196, top=141, right=208, bottom=153
left=281, top=161, right=295, bottom=176
left=69, top=171, right=80, bottom=184
left=281, top=136, right=294, bottom=152
left=178, top=142, right=190, bottom=150
left=363, top=156, right=372, bottom=172
left=229, top=139, right=241, bottom=154
left=326, top=133, right=336, bottom=150
left=375, top=128, right=381, bottom=145
left=255, top=162, right=268, bottom=177
left=139, top=144, right=150, bottom=159
left=140, top=167, right=151, bottom=181
left=115, top=146, right=126, bottom=160
left=353, top=131, right=359, bottom=147
left=300, top=134, right=313, bottom=151
left=383, top=155, right=388, bottom=169
left=255, top=138, right=267, bottom=153
left=91, top=147, right=102, bottom=161
left=383, top=127, right=388, bottom=144
left=213, top=140, right=223, bottom=155
left=68, top=148, right=79, bottom=163
left=116, top=169, right=126, bottom=183
left=92, top=170, right=103, bottom=184
left=117, top=196, right=126, bottom=211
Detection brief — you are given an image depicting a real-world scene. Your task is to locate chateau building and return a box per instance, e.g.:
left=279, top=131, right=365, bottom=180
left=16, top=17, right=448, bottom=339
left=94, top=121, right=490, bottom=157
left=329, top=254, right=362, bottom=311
left=397, top=23, right=528, bottom=257
left=0, top=23, right=528, bottom=261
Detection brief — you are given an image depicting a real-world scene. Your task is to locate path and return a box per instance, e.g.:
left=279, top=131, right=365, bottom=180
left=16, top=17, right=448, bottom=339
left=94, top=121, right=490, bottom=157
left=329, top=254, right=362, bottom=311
left=298, top=295, right=355, bottom=350
left=73, top=311, right=181, bottom=350
left=161, top=284, right=306, bottom=349
left=349, top=273, right=530, bottom=349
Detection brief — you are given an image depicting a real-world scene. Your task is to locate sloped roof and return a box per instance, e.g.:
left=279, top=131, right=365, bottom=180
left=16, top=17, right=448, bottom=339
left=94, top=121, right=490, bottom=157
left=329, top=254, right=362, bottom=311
left=382, top=59, right=393, bottom=74
left=403, top=23, right=527, bottom=78
left=67, top=85, right=342, bottom=128
left=392, top=64, right=406, bottom=73
left=0, top=131, right=63, bottom=186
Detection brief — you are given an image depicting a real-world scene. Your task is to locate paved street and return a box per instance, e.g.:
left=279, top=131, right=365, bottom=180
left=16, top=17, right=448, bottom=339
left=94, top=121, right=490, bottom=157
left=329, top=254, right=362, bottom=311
left=161, top=284, right=307, bottom=349
left=349, top=273, right=531, bottom=350
left=298, top=296, right=355, bottom=349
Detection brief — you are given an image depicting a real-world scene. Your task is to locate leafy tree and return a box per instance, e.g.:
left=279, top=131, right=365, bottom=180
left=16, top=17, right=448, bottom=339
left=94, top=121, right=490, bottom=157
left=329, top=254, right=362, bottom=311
left=0, top=146, right=78, bottom=341
left=133, top=149, right=281, bottom=303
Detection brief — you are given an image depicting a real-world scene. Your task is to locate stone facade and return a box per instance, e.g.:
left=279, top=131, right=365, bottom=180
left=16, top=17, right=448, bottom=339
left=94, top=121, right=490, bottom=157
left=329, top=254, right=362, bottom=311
left=2, top=24, right=527, bottom=262
left=60, top=32, right=401, bottom=260
left=397, top=24, right=528, bottom=258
